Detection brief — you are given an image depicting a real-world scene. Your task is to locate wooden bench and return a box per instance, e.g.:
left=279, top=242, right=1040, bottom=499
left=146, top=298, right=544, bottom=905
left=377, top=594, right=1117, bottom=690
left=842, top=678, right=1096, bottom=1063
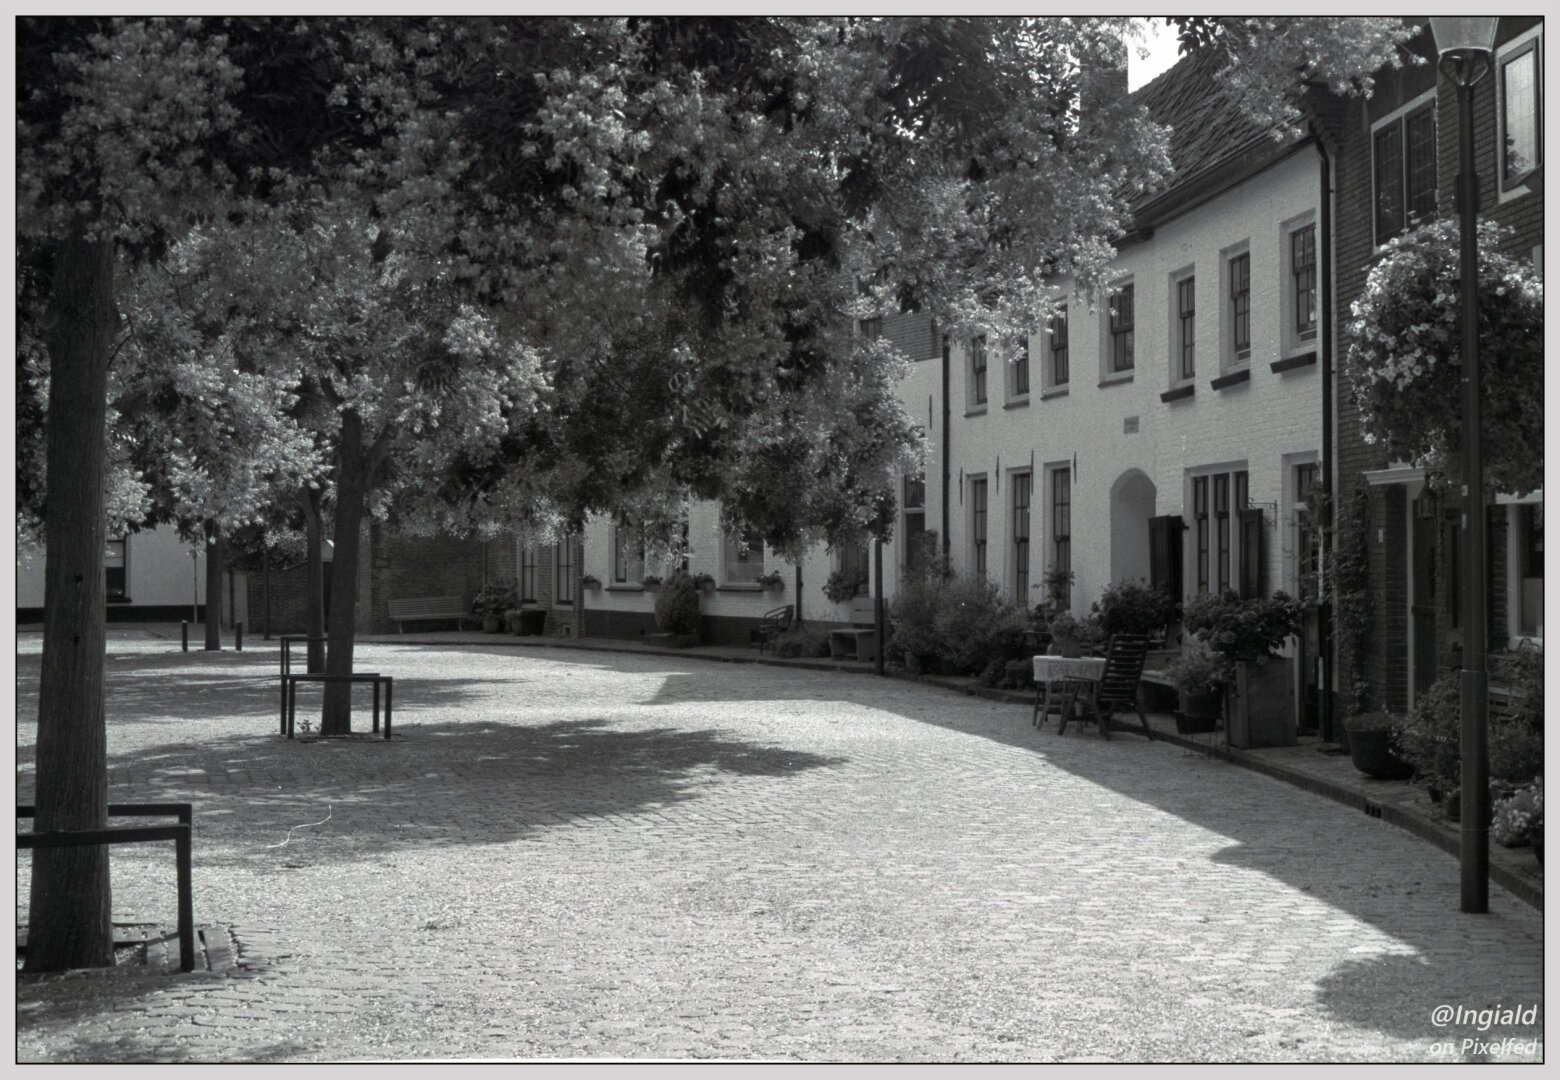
left=387, top=595, right=466, bottom=632
left=829, top=597, right=881, bottom=662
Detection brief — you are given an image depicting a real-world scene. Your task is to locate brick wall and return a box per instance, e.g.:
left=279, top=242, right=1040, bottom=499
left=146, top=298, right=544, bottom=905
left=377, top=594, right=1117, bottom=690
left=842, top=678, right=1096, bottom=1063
left=368, top=525, right=486, bottom=633
left=1331, top=18, right=1543, bottom=710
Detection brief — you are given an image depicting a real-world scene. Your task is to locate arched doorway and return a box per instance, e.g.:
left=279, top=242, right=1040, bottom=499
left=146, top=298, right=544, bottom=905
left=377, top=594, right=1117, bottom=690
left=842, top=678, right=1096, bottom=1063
left=1109, top=469, right=1157, bottom=585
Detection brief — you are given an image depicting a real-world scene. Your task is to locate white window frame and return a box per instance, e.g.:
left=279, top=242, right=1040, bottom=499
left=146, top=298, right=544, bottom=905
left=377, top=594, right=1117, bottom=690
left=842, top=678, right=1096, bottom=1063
left=1280, top=212, right=1318, bottom=356
left=722, top=527, right=765, bottom=585
left=1220, top=241, right=1252, bottom=372
left=968, top=474, right=989, bottom=579
left=1102, top=279, right=1135, bottom=383
left=1005, top=335, right=1031, bottom=405
left=1168, top=265, right=1196, bottom=386
left=968, top=335, right=989, bottom=411
left=1370, top=88, right=1438, bottom=247
left=1186, top=463, right=1252, bottom=598
left=611, top=519, right=645, bottom=585
left=1497, top=25, right=1543, bottom=202
left=1042, top=303, right=1070, bottom=394
left=1498, top=491, right=1544, bottom=645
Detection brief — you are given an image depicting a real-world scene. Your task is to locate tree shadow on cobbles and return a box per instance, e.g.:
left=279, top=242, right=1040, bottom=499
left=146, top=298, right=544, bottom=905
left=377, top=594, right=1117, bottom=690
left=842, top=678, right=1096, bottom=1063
left=18, top=716, right=846, bottom=870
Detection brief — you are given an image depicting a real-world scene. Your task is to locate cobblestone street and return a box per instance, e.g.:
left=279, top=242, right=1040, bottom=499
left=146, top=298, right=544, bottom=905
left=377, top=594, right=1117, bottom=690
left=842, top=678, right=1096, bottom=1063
left=15, top=634, right=1545, bottom=1063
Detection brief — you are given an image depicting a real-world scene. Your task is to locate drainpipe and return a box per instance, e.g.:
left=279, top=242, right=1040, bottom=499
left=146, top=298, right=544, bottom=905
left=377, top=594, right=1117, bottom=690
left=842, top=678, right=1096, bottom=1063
left=1318, top=136, right=1336, bottom=744
left=941, top=331, right=951, bottom=557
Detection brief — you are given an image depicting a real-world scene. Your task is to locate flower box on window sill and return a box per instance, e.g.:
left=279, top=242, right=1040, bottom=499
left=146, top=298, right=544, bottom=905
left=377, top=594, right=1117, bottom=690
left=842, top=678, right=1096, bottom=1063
left=580, top=575, right=602, bottom=591
left=691, top=573, right=717, bottom=593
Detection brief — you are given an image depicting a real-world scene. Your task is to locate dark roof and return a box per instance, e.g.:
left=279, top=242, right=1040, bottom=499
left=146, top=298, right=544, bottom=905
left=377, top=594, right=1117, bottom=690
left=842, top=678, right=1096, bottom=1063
left=1128, top=46, right=1295, bottom=218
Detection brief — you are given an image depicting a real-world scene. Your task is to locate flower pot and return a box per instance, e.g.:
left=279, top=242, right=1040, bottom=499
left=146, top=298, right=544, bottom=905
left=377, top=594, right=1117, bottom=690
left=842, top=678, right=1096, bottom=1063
left=1175, top=689, right=1223, bottom=734
left=1344, top=728, right=1414, bottom=780
left=481, top=614, right=502, bottom=634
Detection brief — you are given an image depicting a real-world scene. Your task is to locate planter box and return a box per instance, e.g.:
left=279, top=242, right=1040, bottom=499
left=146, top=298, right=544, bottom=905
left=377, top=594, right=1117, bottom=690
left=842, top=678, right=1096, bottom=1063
left=1226, top=657, right=1296, bottom=749
left=1345, top=727, right=1414, bottom=780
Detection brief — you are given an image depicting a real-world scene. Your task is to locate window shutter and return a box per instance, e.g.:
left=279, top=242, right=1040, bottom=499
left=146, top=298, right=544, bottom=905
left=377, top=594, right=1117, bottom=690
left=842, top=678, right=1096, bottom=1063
left=1149, top=515, right=1184, bottom=600
left=1238, top=508, right=1265, bottom=598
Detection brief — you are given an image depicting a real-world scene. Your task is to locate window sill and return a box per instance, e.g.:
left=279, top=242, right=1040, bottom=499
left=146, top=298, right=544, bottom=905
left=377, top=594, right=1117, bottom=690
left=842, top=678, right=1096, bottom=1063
left=1159, top=384, right=1196, bottom=403
left=605, top=584, right=645, bottom=593
left=107, top=596, right=133, bottom=604
left=716, top=583, right=763, bottom=593
left=1098, top=370, right=1134, bottom=388
left=1003, top=397, right=1031, bottom=410
left=1039, top=386, right=1069, bottom=400
left=1271, top=351, right=1317, bottom=374
left=965, top=404, right=988, bottom=417
left=1210, top=368, right=1251, bottom=391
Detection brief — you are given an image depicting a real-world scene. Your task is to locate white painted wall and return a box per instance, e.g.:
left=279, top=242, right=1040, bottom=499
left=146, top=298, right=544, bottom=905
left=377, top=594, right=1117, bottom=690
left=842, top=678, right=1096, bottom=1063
left=17, top=525, right=207, bottom=612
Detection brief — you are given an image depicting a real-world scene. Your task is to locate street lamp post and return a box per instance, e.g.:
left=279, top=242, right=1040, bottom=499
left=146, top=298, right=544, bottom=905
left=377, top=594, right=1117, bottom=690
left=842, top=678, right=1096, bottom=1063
left=1429, top=15, right=1498, bottom=915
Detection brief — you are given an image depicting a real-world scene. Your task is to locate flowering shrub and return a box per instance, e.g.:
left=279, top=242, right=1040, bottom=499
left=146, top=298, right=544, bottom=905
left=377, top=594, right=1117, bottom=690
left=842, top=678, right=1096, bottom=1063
left=472, top=577, right=519, bottom=617
left=889, top=571, right=1025, bottom=676
left=1093, top=579, right=1180, bottom=638
left=1493, top=778, right=1543, bottom=848
left=1182, top=590, right=1303, bottom=662
left=1347, top=219, right=1543, bottom=496
left=1163, top=640, right=1234, bottom=695
left=823, top=568, right=868, bottom=604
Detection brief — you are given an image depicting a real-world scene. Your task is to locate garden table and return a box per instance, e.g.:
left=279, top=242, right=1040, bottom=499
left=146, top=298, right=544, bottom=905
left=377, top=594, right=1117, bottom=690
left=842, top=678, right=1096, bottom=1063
left=1030, top=655, right=1106, bottom=728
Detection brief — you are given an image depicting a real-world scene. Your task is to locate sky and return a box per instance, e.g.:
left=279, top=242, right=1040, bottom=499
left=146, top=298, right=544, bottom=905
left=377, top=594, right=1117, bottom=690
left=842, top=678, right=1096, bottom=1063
left=1127, top=17, right=1183, bottom=92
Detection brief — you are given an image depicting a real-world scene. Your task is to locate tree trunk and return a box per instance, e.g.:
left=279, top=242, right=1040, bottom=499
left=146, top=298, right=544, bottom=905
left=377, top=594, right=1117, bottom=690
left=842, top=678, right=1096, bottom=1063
left=203, top=520, right=223, bottom=650
left=299, top=486, right=326, bottom=674
left=26, top=233, right=116, bottom=972
left=321, top=411, right=370, bottom=735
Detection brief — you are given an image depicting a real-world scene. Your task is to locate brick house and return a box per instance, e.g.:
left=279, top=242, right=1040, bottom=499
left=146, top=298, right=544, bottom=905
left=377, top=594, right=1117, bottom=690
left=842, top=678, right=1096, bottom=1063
left=1328, top=17, right=1544, bottom=715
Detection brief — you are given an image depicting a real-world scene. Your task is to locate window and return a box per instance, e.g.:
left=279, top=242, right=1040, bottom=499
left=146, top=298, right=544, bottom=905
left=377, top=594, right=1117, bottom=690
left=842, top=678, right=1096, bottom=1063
left=612, top=519, right=645, bottom=584
left=1374, top=100, right=1437, bottom=243
left=1508, top=501, right=1543, bottom=640
left=1499, top=35, right=1542, bottom=192
left=1048, top=306, right=1069, bottom=387
left=1012, top=472, right=1032, bottom=604
left=860, top=316, right=883, bottom=341
left=1050, top=468, right=1071, bottom=606
left=969, top=336, right=988, bottom=406
left=1191, top=468, right=1252, bottom=597
left=1228, top=253, right=1251, bottom=363
left=1010, top=336, right=1030, bottom=400
left=836, top=542, right=871, bottom=597
left=722, top=527, right=764, bottom=584
left=555, top=539, right=575, bottom=604
left=970, top=477, right=988, bottom=576
left=520, top=545, right=538, bottom=602
left=1294, top=463, right=1320, bottom=601
left=1291, top=225, right=1317, bottom=343
left=1108, top=283, right=1134, bottom=372
left=105, top=537, right=127, bottom=600
left=1193, top=477, right=1210, bottom=594
left=1176, top=276, right=1196, bottom=381
left=902, top=473, right=928, bottom=572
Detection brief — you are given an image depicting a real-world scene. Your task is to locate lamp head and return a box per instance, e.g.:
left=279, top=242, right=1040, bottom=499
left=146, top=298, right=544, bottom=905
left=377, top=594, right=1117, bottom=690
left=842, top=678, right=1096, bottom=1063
left=1428, top=16, right=1499, bottom=57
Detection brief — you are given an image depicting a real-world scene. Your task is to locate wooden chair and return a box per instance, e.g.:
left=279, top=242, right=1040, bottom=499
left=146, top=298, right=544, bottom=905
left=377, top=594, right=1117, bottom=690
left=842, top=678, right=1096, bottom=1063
left=752, top=605, right=794, bottom=654
left=1058, top=633, right=1153, bottom=740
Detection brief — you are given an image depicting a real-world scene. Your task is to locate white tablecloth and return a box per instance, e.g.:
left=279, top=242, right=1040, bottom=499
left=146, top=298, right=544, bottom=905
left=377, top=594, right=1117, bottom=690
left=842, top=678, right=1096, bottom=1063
left=1032, top=655, right=1106, bottom=683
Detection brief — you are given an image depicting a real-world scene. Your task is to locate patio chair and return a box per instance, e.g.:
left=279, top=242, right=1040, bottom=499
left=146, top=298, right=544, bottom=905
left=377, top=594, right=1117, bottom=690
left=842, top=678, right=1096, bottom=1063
left=752, top=604, right=794, bottom=654
left=1058, top=633, right=1154, bottom=740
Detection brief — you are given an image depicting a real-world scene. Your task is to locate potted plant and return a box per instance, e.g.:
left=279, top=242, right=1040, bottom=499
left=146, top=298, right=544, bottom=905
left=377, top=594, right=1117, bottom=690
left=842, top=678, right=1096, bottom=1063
left=691, top=572, right=717, bottom=593
left=1341, top=711, right=1414, bottom=780
left=503, top=608, right=525, bottom=635
left=1046, top=611, right=1104, bottom=658
left=641, top=574, right=663, bottom=592
left=472, top=577, right=519, bottom=633
left=1093, top=579, right=1180, bottom=642
left=1163, top=641, right=1232, bottom=734
left=580, top=573, right=602, bottom=591
left=1182, top=590, right=1303, bottom=749
left=754, top=570, right=785, bottom=592
left=1493, top=778, right=1543, bottom=863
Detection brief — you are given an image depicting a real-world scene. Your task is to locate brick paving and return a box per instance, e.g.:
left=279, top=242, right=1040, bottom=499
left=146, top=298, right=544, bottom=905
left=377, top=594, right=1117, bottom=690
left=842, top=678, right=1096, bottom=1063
left=14, top=631, right=1545, bottom=1063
